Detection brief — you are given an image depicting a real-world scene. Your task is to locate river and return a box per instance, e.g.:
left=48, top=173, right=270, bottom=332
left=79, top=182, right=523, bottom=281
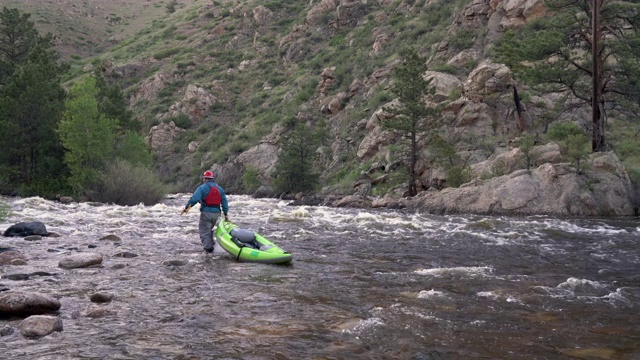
left=0, top=194, right=638, bottom=359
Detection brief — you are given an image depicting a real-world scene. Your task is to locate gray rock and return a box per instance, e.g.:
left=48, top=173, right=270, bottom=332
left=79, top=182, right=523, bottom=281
left=113, top=251, right=138, bottom=258
left=0, top=251, right=27, bottom=265
left=85, top=306, right=116, bottom=318
left=162, top=259, right=187, bottom=266
left=90, top=292, right=114, bottom=303
left=19, top=315, right=63, bottom=338
left=0, top=291, right=61, bottom=316
left=3, top=222, right=48, bottom=237
left=58, top=253, right=103, bottom=269
left=99, top=234, right=121, bottom=242
left=0, top=325, right=15, bottom=336
left=1, top=273, right=30, bottom=281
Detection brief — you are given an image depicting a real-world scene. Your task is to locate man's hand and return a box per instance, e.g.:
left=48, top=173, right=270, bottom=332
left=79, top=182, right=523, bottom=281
left=224, top=214, right=229, bottom=221
left=180, top=205, right=192, bottom=216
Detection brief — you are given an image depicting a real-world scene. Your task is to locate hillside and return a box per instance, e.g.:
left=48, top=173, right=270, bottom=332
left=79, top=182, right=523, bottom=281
left=0, top=0, right=170, bottom=59
left=9, top=0, right=640, bottom=213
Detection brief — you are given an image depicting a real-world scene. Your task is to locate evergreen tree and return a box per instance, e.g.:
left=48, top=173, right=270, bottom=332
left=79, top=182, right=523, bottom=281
left=383, top=48, right=440, bottom=196
left=494, top=0, right=640, bottom=152
left=0, top=9, right=67, bottom=195
left=93, top=66, right=141, bottom=133
left=58, top=76, right=117, bottom=195
left=273, top=121, right=322, bottom=194
left=0, top=7, right=39, bottom=86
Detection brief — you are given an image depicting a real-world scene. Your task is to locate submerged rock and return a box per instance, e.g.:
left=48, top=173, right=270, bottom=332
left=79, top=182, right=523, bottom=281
left=90, top=292, right=114, bottom=303
left=0, top=251, right=27, bottom=265
left=0, top=291, right=61, bottom=316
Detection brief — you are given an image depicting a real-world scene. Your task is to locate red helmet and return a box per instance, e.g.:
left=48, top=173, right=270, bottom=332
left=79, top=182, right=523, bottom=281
left=203, top=170, right=214, bottom=179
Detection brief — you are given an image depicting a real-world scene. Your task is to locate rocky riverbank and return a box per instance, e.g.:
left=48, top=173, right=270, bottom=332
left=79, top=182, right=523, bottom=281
left=295, top=151, right=638, bottom=217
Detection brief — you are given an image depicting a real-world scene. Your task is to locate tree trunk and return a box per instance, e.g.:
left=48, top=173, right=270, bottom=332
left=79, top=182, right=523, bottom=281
left=591, top=0, right=606, bottom=152
left=409, top=132, right=418, bottom=197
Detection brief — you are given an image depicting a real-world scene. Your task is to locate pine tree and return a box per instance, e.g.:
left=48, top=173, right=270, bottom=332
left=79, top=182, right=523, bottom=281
left=0, top=7, right=39, bottom=86
left=0, top=8, right=67, bottom=195
left=273, top=122, right=322, bottom=195
left=494, top=0, right=640, bottom=152
left=383, top=48, right=440, bottom=196
left=93, top=66, right=141, bottom=133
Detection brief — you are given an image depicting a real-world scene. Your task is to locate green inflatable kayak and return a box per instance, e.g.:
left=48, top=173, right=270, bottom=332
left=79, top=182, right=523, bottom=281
left=215, top=219, right=292, bottom=264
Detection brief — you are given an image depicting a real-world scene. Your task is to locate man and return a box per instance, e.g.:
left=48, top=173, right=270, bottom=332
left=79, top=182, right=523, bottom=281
left=183, top=170, right=229, bottom=253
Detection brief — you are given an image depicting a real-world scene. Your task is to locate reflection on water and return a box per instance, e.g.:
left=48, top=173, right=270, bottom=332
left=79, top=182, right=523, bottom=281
left=0, top=194, right=639, bottom=359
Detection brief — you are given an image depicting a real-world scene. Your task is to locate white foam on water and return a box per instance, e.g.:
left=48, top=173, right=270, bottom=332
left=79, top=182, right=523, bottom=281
left=353, top=212, right=380, bottom=223
left=417, top=289, right=448, bottom=299
left=340, top=317, right=384, bottom=335
left=399, top=306, right=440, bottom=320
left=290, top=207, right=310, bottom=218
left=603, top=288, right=631, bottom=305
left=534, top=277, right=616, bottom=301
left=414, top=266, right=494, bottom=278
left=476, top=291, right=499, bottom=300
left=557, top=277, right=607, bottom=291
left=506, top=296, right=524, bottom=304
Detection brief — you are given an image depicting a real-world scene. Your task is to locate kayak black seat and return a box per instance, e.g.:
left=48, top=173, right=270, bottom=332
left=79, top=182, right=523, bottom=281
left=230, top=228, right=260, bottom=249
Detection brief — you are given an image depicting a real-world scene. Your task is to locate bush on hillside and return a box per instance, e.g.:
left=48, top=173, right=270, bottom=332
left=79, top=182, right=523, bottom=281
left=91, top=159, right=167, bottom=206
left=547, top=122, right=590, bottom=173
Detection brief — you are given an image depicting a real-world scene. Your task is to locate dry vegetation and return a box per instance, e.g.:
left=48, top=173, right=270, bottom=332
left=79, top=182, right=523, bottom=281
left=0, top=0, right=184, bottom=59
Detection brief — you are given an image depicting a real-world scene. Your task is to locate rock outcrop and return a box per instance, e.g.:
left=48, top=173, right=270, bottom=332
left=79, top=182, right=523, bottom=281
left=407, top=152, right=637, bottom=217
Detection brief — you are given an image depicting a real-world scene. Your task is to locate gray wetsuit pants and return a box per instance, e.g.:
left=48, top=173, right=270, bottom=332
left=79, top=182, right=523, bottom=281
left=199, top=211, right=221, bottom=251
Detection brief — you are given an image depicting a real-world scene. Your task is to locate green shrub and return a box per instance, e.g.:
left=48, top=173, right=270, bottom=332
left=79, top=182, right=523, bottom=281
left=165, top=113, right=192, bottom=129
left=547, top=122, right=590, bottom=173
left=446, top=165, right=472, bottom=188
left=615, top=138, right=640, bottom=160
left=546, top=122, right=584, bottom=141
left=91, top=160, right=168, bottom=206
left=162, top=25, right=177, bottom=39
left=367, top=88, right=393, bottom=110
left=566, top=133, right=590, bottom=174
left=372, top=170, right=409, bottom=196
left=449, top=28, right=476, bottom=51
left=153, top=48, right=181, bottom=60
left=517, top=134, right=536, bottom=170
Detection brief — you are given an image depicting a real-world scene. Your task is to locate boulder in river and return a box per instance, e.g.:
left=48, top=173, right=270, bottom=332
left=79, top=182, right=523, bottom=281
left=89, top=292, right=114, bottom=303
left=19, top=315, right=63, bottom=338
left=0, top=291, right=61, bottom=316
left=3, top=222, right=49, bottom=237
left=58, top=253, right=103, bottom=269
